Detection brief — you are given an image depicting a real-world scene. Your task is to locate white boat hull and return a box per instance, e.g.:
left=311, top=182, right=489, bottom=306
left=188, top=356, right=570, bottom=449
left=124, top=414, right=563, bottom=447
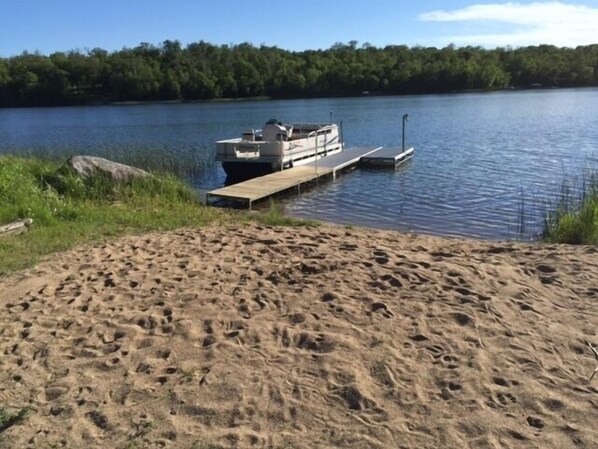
left=216, top=121, right=343, bottom=179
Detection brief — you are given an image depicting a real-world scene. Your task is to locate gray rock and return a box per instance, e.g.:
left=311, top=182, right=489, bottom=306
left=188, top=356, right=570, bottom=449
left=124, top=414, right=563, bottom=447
left=66, top=156, right=150, bottom=182
left=0, top=218, right=33, bottom=236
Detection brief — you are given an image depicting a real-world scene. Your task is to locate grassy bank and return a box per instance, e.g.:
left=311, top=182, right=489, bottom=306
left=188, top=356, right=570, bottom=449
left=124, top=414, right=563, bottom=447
left=543, top=173, right=598, bottom=244
left=0, top=156, right=314, bottom=275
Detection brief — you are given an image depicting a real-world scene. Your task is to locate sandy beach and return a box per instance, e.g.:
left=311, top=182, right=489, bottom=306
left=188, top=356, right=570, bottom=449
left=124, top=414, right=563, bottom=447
left=1, top=223, right=597, bottom=448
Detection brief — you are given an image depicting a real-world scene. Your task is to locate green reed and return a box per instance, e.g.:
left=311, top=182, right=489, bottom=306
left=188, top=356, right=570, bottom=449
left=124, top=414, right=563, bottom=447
left=543, top=171, right=598, bottom=244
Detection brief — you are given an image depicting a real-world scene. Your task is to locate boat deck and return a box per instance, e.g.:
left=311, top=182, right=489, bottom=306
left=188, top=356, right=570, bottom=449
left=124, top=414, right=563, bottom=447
left=206, top=145, right=413, bottom=208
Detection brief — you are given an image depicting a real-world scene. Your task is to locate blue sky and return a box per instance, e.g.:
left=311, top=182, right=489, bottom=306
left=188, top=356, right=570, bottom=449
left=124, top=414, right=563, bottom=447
left=1, top=0, right=597, bottom=56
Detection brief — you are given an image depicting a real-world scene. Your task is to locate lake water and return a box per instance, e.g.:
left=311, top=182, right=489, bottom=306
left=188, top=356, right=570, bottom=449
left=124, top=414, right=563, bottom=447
left=1, top=89, right=597, bottom=240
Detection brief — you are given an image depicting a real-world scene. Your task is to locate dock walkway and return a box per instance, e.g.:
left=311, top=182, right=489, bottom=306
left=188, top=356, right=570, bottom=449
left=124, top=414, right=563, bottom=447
left=303, top=146, right=382, bottom=173
left=206, top=145, right=416, bottom=208
left=206, top=166, right=327, bottom=208
left=206, top=146, right=381, bottom=208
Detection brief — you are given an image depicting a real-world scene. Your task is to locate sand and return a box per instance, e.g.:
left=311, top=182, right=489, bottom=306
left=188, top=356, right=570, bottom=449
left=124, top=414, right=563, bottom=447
left=0, top=223, right=597, bottom=449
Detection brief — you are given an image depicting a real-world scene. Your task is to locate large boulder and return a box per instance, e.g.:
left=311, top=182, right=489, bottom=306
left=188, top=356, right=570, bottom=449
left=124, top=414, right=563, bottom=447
left=66, top=156, right=150, bottom=182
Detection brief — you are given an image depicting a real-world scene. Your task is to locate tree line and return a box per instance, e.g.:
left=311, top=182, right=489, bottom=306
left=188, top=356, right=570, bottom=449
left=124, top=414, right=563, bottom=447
left=0, top=40, right=597, bottom=107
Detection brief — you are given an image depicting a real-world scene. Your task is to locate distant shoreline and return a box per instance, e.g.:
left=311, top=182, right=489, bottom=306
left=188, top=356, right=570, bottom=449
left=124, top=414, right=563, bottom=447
left=108, top=96, right=272, bottom=106
left=3, top=42, right=597, bottom=109
left=87, top=85, right=598, bottom=107
left=4, top=85, right=593, bottom=110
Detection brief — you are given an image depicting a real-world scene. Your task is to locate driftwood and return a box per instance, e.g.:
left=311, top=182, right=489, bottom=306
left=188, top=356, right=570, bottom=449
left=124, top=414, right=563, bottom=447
left=0, top=219, right=33, bottom=237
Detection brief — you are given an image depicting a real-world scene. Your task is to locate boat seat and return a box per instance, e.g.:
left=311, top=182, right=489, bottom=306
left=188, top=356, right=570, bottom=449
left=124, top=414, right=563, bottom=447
left=263, top=123, right=289, bottom=142
left=284, top=124, right=293, bottom=139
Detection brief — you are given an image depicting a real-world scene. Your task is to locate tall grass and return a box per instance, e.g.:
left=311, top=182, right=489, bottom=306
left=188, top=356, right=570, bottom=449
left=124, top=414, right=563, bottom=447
left=543, top=172, right=598, bottom=244
left=0, top=156, right=317, bottom=275
left=0, top=156, right=225, bottom=274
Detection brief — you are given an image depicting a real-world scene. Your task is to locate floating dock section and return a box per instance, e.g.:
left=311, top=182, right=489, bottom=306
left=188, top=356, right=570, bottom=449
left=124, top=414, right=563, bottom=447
left=206, top=145, right=413, bottom=208
left=303, top=146, right=382, bottom=174
left=361, top=146, right=414, bottom=166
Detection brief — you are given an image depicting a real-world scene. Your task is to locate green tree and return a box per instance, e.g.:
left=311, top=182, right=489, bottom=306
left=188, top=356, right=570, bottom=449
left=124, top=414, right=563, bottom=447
left=1, top=41, right=598, bottom=107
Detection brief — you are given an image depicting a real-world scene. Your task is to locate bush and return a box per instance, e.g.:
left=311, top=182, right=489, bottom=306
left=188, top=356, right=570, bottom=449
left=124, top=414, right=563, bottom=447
left=544, top=174, right=598, bottom=244
left=0, top=156, right=223, bottom=274
left=0, top=155, right=315, bottom=275
left=0, top=156, right=65, bottom=226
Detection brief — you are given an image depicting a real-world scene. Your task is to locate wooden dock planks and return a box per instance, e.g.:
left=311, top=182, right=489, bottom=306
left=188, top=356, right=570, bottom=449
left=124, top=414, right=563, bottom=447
left=303, top=146, right=382, bottom=173
left=207, top=166, right=333, bottom=207
left=206, top=145, right=412, bottom=208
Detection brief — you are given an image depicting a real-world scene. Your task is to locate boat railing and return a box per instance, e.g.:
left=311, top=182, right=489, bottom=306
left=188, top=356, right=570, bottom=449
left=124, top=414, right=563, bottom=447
left=307, top=130, right=319, bottom=174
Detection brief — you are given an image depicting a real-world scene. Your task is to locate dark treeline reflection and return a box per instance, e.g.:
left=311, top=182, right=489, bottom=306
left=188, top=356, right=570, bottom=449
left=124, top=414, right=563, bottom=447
left=1, top=40, right=598, bottom=107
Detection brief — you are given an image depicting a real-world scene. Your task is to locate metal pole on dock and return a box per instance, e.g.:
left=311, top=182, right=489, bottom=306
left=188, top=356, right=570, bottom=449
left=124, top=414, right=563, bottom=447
left=402, top=113, right=409, bottom=151
left=315, top=131, right=318, bottom=177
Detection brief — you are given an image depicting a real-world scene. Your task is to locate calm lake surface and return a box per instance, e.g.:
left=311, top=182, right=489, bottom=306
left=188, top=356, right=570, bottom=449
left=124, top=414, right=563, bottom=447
left=1, top=89, right=597, bottom=240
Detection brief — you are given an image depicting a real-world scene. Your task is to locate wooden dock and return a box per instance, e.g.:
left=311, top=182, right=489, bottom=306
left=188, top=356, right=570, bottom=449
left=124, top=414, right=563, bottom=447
left=360, top=146, right=414, bottom=166
left=303, top=146, right=383, bottom=174
left=206, top=166, right=328, bottom=208
left=206, top=145, right=414, bottom=208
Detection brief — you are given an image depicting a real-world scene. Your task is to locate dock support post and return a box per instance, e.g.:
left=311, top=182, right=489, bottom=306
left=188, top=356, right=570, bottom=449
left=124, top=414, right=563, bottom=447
left=402, top=114, right=409, bottom=151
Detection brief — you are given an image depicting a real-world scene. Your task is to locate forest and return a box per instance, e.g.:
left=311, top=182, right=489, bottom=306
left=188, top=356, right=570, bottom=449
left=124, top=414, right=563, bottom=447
left=0, top=40, right=597, bottom=107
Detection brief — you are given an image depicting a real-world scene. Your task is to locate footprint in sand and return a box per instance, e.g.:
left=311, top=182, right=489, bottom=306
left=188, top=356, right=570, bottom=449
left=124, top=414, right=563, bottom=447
left=536, top=264, right=556, bottom=274
left=450, top=312, right=474, bottom=327
left=409, top=334, right=429, bottom=342
left=104, top=277, right=116, bottom=288
left=135, top=362, right=152, bottom=374
left=493, top=377, right=510, bottom=387
left=223, top=320, right=246, bottom=340
left=526, top=416, right=545, bottom=429
left=321, top=292, right=336, bottom=302
left=155, top=366, right=178, bottom=385
left=287, top=313, right=307, bottom=325
left=156, top=348, right=171, bottom=360
left=427, top=344, right=460, bottom=369
left=86, top=410, right=111, bottom=431
left=370, top=361, right=397, bottom=389
left=438, top=379, right=463, bottom=400
left=295, top=331, right=335, bottom=353
left=372, top=250, right=390, bottom=265
left=370, top=302, right=394, bottom=318
left=202, top=335, right=216, bottom=348
left=380, top=274, right=403, bottom=288
left=487, top=391, right=517, bottom=409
